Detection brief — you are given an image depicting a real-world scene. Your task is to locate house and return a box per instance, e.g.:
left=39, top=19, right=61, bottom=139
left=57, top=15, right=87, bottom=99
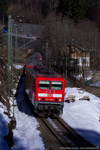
left=65, top=44, right=90, bottom=68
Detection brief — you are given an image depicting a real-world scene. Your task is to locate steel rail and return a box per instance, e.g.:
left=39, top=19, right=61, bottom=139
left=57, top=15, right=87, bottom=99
left=41, top=118, right=71, bottom=147
left=56, top=117, right=95, bottom=147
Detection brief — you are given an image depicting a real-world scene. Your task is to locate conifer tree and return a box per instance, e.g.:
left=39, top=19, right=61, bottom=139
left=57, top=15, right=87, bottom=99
left=58, top=0, right=94, bottom=21
left=0, top=0, right=11, bottom=21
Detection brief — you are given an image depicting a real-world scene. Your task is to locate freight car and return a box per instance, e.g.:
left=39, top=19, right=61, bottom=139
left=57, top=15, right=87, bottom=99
left=25, top=52, right=65, bottom=117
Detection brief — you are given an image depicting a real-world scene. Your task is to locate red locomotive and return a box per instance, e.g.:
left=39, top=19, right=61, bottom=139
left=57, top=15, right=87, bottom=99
left=25, top=52, right=65, bottom=117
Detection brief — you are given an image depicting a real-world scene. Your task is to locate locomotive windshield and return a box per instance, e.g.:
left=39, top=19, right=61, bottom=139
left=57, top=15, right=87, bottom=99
left=39, top=81, right=62, bottom=90
left=51, top=81, right=62, bottom=90
left=39, top=81, right=50, bottom=89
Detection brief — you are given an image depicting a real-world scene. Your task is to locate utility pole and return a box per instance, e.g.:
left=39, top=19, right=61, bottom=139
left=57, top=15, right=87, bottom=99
left=14, top=23, right=18, bottom=81
left=46, top=41, right=48, bottom=61
left=8, top=15, right=13, bottom=117
left=15, top=25, right=18, bottom=57
left=66, top=56, right=67, bottom=78
left=8, top=14, right=25, bottom=117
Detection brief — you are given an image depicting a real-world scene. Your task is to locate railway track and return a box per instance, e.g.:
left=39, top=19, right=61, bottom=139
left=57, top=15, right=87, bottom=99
left=53, top=117, right=94, bottom=147
left=26, top=93, right=96, bottom=149
left=42, top=118, right=72, bottom=147
left=37, top=117, right=95, bottom=150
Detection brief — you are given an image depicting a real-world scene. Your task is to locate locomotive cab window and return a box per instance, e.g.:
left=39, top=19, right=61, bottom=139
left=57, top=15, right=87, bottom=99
left=51, top=81, right=62, bottom=90
left=39, top=81, right=50, bottom=89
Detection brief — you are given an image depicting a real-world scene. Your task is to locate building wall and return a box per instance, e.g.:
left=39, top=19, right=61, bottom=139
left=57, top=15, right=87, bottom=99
left=72, top=57, right=90, bottom=67
left=66, top=45, right=90, bottom=67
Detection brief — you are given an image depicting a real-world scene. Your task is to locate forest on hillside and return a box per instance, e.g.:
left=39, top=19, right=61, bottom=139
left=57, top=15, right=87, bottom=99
left=0, top=0, right=100, bottom=69
left=0, top=0, right=100, bottom=26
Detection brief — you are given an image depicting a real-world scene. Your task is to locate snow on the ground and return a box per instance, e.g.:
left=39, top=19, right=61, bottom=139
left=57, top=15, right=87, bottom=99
left=0, top=102, right=44, bottom=150
left=73, top=73, right=92, bottom=81
left=0, top=106, right=10, bottom=150
left=11, top=106, right=44, bottom=150
left=62, top=87, right=100, bottom=147
left=89, top=82, right=100, bottom=87
left=13, top=64, right=24, bottom=69
left=0, top=85, right=100, bottom=149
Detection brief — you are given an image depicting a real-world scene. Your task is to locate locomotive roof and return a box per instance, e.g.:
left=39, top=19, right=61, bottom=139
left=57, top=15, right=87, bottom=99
left=27, top=52, right=62, bottom=78
left=28, top=52, right=42, bottom=66
left=27, top=65, right=62, bottom=78
left=28, top=52, right=41, bottom=60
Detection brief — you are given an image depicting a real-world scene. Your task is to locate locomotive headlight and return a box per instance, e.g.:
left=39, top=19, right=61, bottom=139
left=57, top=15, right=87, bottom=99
left=38, top=98, right=41, bottom=101
left=59, top=99, right=62, bottom=102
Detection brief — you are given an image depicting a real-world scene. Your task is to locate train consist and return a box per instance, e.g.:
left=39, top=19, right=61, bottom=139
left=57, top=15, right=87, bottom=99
left=25, top=52, right=65, bottom=117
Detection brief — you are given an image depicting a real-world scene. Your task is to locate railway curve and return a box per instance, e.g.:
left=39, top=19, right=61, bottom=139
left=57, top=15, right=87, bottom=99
left=36, top=117, right=95, bottom=150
